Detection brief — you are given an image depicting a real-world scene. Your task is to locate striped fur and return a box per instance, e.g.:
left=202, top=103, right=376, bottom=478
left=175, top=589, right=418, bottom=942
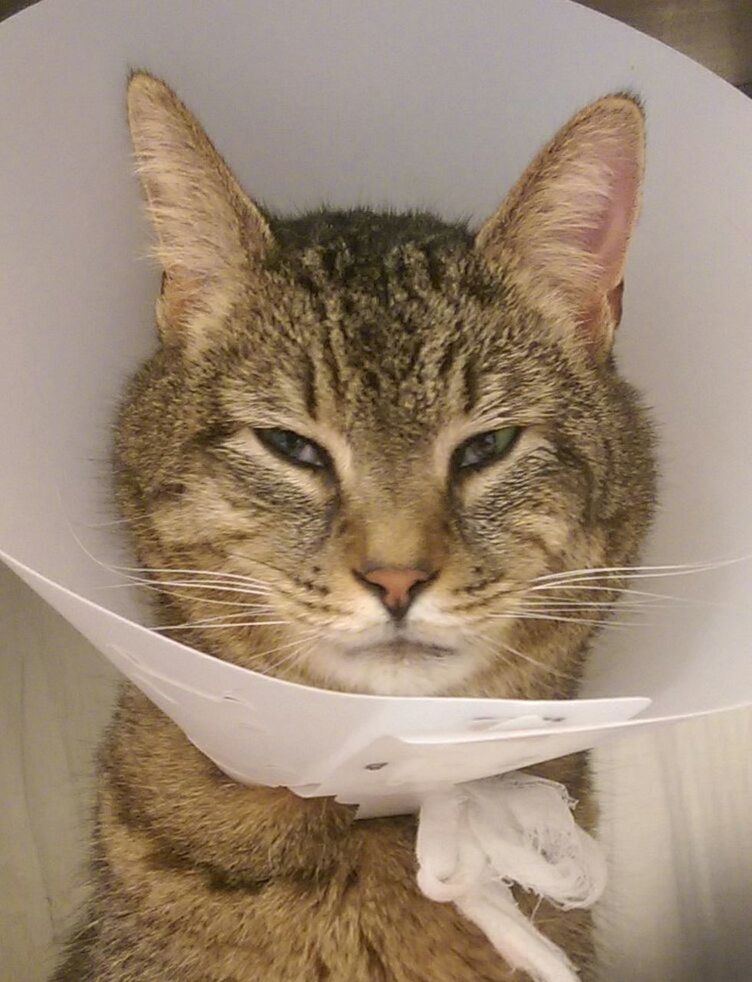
left=54, top=75, right=657, bottom=980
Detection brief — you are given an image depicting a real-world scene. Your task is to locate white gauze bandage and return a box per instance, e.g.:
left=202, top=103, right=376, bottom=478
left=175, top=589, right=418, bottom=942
left=416, top=772, right=607, bottom=982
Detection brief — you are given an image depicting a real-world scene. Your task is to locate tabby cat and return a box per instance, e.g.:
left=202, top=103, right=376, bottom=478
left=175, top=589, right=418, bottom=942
left=54, top=73, right=656, bottom=981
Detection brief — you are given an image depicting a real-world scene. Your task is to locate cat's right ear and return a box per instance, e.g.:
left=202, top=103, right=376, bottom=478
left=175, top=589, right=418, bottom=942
left=127, top=73, right=273, bottom=352
left=475, top=95, right=645, bottom=361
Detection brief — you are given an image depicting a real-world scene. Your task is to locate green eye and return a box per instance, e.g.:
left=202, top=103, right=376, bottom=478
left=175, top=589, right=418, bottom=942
left=455, top=427, right=521, bottom=471
left=255, top=428, right=328, bottom=469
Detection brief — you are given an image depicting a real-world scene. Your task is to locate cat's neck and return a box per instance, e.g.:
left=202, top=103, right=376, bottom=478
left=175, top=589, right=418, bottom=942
left=103, top=662, right=590, bottom=887
left=105, top=685, right=359, bottom=881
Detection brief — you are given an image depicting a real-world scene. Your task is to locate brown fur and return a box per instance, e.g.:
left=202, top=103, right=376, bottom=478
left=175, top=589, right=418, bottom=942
left=54, top=75, right=657, bottom=980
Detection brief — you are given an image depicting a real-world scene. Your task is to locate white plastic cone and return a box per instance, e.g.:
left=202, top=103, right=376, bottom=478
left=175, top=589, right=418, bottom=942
left=1, top=0, right=751, bottom=817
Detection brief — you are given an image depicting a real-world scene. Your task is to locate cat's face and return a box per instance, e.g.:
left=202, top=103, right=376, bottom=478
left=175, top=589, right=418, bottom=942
left=116, top=75, right=656, bottom=697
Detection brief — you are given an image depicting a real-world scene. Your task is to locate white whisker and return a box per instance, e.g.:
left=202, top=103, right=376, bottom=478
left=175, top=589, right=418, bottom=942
left=473, top=631, right=579, bottom=683
left=96, top=581, right=276, bottom=608
left=250, top=634, right=320, bottom=661
left=146, top=608, right=276, bottom=629
left=69, top=517, right=132, bottom=528
left=105, top=564, right=273, bottom=588
left=98, top=576, right=272, bottom=597
left=60, top=500, right=275, bottom=593
left=489, top=611, right=644, bottom=629
left=498, top=637, right=581, bottom=684
left=529, top=582, right=736, bottom=610
left=518, top=598, right=668, bottom=611
left=531, top=555, right=750, bottom=587
left=266, top=637, right=319, bottom=674
left=152, top=618, right=291, bottom=631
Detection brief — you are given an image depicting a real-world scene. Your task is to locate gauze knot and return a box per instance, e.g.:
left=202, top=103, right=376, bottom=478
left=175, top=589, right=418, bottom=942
left=416, top=772, right=607, bottom=982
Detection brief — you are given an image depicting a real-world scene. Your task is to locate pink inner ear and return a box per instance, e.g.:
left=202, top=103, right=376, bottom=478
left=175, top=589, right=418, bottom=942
left=475, top=97, right=644, bottom=351
left=557, top=132, right=641, bottom=348
left=578, top=145, right=640, bottom=292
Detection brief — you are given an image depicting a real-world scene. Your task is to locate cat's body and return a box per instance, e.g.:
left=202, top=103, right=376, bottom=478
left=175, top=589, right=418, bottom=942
left=58, top=687, right=594, bottom=981
left=55, top=76, right=656, bottom=980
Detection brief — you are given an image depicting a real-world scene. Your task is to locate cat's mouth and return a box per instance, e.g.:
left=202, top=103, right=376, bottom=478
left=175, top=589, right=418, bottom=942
left=350, top=638, right=454, bottom=659
left=303, top=621, right=490, bottom=695
left=307, top=621, right=487, bottom=694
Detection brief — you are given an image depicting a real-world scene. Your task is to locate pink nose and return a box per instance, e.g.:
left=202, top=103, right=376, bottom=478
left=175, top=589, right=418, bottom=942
left=361, top=567, right=431, bottom=612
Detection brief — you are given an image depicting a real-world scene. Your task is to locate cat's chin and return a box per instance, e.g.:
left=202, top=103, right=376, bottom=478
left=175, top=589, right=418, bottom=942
left=304, top=639, right=489, bottom=696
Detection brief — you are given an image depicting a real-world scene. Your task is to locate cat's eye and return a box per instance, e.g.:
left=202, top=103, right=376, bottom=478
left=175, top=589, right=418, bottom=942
left=454, top=426, right=521, bottom=471
left=254, top=428, right=329, bottom=469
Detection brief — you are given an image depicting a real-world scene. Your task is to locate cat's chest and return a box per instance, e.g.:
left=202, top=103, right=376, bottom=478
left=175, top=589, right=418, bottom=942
left=105, top=854, right=529, bottom=981
left=99, top=795, right=532, bottom=980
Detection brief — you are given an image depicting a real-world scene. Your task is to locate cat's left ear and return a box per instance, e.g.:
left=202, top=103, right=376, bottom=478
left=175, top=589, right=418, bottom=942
left=475, top=95, right=645, bottom=360
left=127, top=73, right=273, bottom=351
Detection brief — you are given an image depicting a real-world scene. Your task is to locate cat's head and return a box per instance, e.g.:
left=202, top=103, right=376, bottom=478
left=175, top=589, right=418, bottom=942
left=116, top=74, right=656, bottom=697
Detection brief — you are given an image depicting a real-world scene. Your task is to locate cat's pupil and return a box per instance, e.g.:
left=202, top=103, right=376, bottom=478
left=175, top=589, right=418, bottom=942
left=256, top=428, right=327, bottom=468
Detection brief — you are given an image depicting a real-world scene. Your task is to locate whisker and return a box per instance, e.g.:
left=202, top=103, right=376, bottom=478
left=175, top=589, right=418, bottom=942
left=518, top=598, right=671, bottom=611
left=266, top=637, right=319, bottom=674
left=472, top=631, right=579, bottom=683
left=68, top=517, right=132, bottom=528
left=488, top=611, right=645, bottom=629
left=146, top=607, right=278, bottom=629
left=531, top=555, right=750, bottom=587
left=227, top=552, right=300, bottom=581
left=497, top=637, right=581, bottom=684
left=531, top=583, right=680, bottom=599
left=96, top=581, right=276, bottom=607
left=60, top=502, right=275, bottom=592
left=98, top=576, right=273, bottom=597
left=151, top=618, right=292, bottom=631
left=534, top=570, right=720, bottom=588
left=62, top=501, right=148, bottom=579
left=115, top=565, right=272, bottom=588
left=528, top=582, right=737, bottom=610
left=250, top=633, right=321, bottom=661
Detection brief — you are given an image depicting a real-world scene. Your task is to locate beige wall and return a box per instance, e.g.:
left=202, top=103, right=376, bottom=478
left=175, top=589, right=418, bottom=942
left=0, top=565, right=117, bottom=980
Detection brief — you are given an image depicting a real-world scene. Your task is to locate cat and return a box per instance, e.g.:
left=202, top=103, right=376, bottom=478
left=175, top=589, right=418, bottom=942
left=53, top=73, right=656, bottom=981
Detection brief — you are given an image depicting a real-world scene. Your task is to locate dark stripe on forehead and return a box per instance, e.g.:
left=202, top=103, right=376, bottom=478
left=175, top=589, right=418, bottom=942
left=434, top=337, right=477, bottom=415
left=320, top=321, right=346, bottom=405
left=462, top=353, right=479, bottom=416
left=423, top=245, right=446, bottom=292
left=302, top=352, right=318, bottom=421
left=437, top=338, right=462, bottom=381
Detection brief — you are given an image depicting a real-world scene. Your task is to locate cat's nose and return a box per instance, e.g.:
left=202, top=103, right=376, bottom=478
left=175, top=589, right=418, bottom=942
left=356, top=566, right=434, bottom=619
